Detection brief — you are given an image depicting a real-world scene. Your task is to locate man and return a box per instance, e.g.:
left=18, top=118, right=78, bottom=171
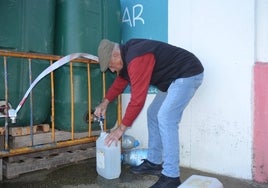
left=94, top=38, right=204, bottom=188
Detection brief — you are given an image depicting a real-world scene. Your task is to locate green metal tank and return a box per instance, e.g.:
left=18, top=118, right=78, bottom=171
left=54, top=0, right=121, bottom=132
left=0, top=0, right=55, bottom=126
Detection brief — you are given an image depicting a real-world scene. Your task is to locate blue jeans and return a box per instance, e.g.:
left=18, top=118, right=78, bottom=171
left=147, top=73, right=204, bottom=177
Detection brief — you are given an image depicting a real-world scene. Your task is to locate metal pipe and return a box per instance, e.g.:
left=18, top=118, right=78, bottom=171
left=118, top=95, right=122, bottom=125
left=50, top=60, right=55, bottom=142
left=70, top=63, right=74, bottom=140
left=117, top=71, right=122, bottom=126
left=28, top=58, right=34, bottom=146
left=0, top=136, right=98, bottom=158
left=0, top=50, right=98, bottom=64
left=87, top=64, right=92, bottom=137
left=4, top=56, right=9, bottom=150
left=102, top=72, right=107, bottom=131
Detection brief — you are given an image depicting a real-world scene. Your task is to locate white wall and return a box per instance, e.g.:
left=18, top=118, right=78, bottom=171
left=123, top=94, right=154, bottom=149
left=168, top=0, right=254, bottom=179
left=124, top=0, right=255, bottom=180
left=256, top=0, right=268, bottom=62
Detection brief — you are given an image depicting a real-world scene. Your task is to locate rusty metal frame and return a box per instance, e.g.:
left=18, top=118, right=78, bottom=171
left=0, top=50, right=120, bottom=158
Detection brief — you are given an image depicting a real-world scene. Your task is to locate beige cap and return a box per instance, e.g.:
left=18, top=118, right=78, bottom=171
left=98, top=39, right=115, bottom=72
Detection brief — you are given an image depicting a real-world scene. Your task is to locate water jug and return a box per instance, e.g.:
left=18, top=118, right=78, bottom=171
left=179, top=175, right=224, bottom=188
left=121, top=148, right=148, bottom=166
left=96, top=132, right=121, bottom=179
left=122, top=134, right=140, bottom=150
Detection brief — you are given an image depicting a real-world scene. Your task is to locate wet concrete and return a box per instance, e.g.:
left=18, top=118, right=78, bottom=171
left=0, top=158, right=268, bottom=188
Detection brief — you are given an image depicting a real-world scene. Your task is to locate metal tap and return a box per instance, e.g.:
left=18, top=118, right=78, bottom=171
left=94, top=115, right=104, bottom=132
left=8, top=109, right=17, bottom=123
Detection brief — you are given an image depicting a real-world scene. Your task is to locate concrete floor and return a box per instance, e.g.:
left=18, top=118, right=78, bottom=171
left=0, top=158, right=268, bottom=188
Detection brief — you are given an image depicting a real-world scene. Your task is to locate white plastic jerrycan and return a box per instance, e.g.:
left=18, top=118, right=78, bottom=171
left=96, top=132, right=121, bottom=179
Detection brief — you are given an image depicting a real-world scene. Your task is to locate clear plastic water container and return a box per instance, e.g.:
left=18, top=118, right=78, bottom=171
left=121, top=148, right=148, bottom=166
left=96, top=132, right=121, bottom=179
left=179, top=175, right=224, bottom=188
left=122, top=134, right=140, bottom=150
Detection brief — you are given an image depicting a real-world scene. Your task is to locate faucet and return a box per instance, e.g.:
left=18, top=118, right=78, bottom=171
left=8, top=108, right=17, bottom=123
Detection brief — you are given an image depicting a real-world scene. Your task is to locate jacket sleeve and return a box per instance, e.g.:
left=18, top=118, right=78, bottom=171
left=105, top=76, right=129, bottom=102
left=122, top=53, right=155, bottom=126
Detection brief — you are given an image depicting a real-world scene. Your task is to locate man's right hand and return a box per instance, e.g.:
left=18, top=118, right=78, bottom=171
left=94, top=98, right=110, bottom=118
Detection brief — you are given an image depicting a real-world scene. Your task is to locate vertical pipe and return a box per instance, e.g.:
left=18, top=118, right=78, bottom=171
left=102, top=72, right=106, bottom=130
left=70, top=63, right=74, bottom=140
left=117, top=71, right=122, bottom=126
left=28, top=58, right=34, bottom=146
left=87, top=64, right=91, bottom=137
left=50, top=60, right=55, bottom=142
left=117, top=95, right=122, bottom=126
left=4, top=56, right=9, bottom=150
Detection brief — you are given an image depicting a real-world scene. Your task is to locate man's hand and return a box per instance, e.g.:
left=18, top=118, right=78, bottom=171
left=94, top=98, right=109, bottom=117
left=105, top=125, right=127, bottom=147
